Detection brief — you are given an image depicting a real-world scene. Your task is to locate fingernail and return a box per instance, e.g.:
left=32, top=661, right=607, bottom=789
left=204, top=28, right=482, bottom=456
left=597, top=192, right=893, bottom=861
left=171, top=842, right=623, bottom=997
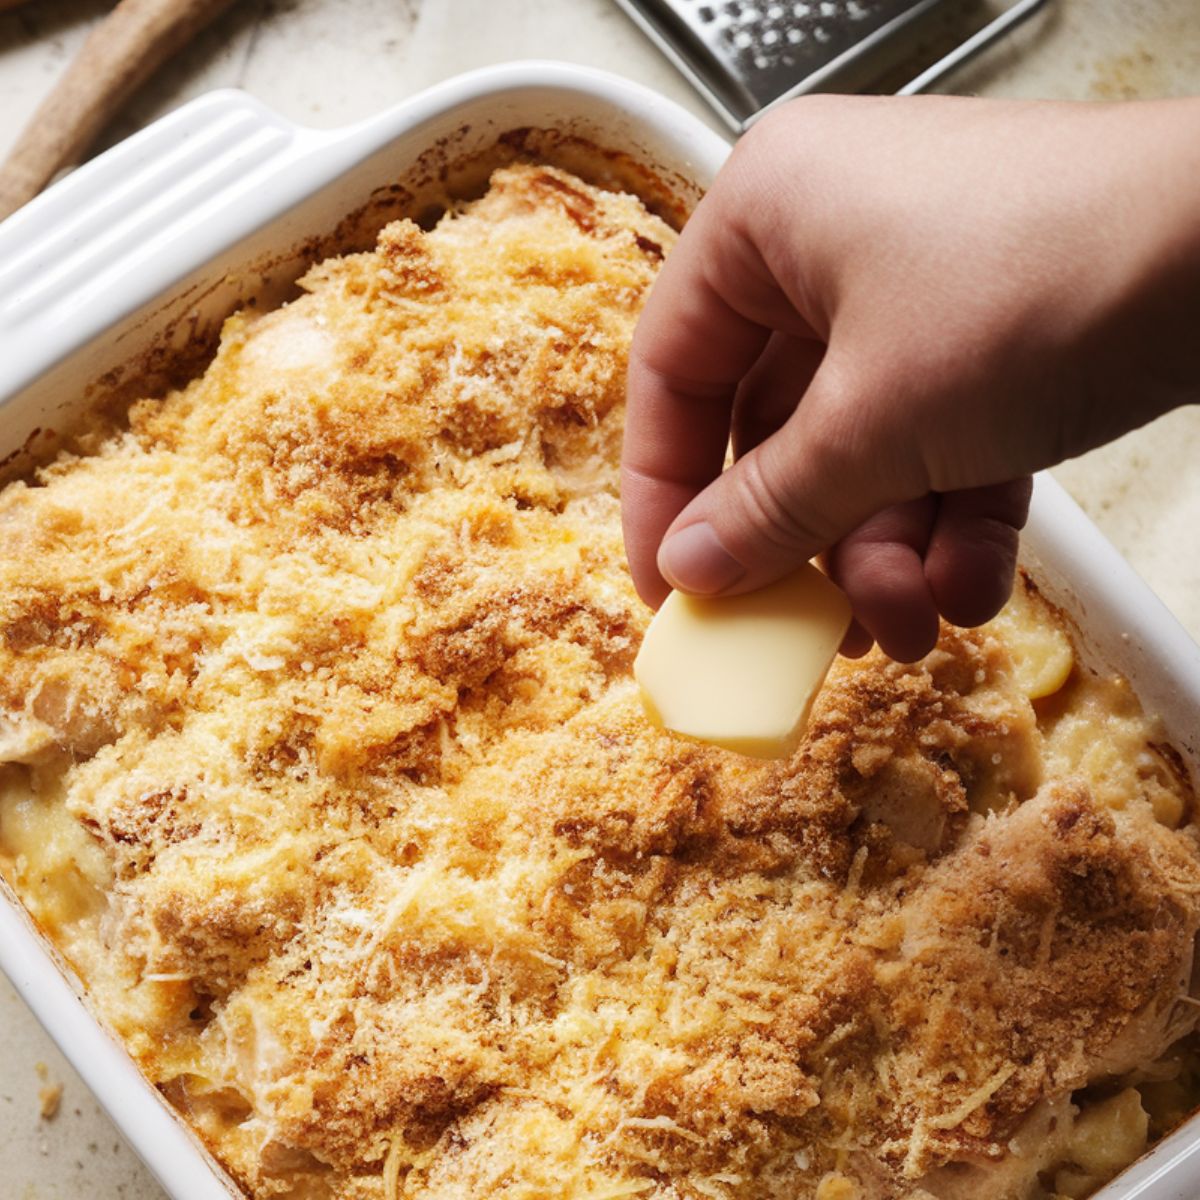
left=658, top=523, right=745, bottom=594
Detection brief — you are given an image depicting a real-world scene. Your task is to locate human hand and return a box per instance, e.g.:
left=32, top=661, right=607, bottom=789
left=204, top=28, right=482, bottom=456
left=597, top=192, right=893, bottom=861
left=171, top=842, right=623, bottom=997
left=622, top=95, right=1200, bottom=661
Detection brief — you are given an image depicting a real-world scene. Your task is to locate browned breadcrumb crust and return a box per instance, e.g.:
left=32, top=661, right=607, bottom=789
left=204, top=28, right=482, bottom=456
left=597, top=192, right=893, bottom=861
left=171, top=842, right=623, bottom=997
left=0, top=164, right=1198, bottom=1200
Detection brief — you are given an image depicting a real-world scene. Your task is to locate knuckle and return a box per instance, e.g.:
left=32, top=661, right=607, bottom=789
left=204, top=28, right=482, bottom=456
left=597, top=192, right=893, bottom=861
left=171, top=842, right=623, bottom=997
left=970, top=514, right=1022, bottom=557
left=813, top=356, right=934, bottom=495
left=731, top=104, right=823, bottom=213
left=735, top=448, right=830, bottom=553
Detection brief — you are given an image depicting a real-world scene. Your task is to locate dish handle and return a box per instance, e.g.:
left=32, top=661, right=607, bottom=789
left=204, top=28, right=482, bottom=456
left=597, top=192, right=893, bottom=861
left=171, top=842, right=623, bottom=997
left=0, top=89, right=319, bottom=337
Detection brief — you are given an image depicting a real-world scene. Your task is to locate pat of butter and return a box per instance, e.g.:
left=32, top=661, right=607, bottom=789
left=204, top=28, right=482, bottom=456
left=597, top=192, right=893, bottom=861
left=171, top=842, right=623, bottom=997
left=634, top=564, right=852, bottom=760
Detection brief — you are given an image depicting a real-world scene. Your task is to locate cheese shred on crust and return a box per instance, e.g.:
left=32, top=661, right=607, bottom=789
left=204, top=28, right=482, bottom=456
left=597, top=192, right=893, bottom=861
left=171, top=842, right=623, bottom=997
left=1, top=164, right=1199, bottom=1200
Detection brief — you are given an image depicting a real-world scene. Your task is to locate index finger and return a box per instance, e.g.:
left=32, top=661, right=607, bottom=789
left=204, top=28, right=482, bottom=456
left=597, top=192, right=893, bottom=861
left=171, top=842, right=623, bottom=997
left=620, top=193, right=806, bottom=608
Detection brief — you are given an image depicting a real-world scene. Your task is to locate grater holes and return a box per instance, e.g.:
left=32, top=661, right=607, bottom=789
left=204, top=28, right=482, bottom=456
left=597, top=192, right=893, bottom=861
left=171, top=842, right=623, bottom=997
left=644, top=0, right=936, bottom=112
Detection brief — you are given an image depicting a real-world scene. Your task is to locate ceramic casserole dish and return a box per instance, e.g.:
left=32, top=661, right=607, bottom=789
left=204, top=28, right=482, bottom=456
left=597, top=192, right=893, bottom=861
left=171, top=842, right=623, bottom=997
left=0, top=61, right=1198, bottom=1200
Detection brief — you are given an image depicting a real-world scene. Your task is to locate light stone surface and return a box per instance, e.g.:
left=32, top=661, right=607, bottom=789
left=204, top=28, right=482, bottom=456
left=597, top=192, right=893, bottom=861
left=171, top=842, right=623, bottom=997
left=0, top=1, right=1197, bottom=1196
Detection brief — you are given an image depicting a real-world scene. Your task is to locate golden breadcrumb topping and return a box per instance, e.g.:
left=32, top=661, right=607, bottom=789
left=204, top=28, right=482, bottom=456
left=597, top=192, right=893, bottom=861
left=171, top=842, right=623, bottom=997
left=1, top=164, right=1198, bottom=1200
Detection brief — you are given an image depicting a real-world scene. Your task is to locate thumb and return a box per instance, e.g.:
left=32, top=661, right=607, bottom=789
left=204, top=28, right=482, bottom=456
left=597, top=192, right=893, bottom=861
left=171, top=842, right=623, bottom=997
left=656, top=362, right=923, bottom=596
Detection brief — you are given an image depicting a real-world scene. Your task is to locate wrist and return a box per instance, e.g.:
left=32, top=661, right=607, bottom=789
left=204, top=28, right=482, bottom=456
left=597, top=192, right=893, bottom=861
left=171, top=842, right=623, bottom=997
left=1116, top=97, right=1200, bottom=414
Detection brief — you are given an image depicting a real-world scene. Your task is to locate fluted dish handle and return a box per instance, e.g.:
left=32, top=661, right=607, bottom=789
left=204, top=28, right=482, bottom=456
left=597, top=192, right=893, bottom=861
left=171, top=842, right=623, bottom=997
left=0, top=89, right=326, bottom=398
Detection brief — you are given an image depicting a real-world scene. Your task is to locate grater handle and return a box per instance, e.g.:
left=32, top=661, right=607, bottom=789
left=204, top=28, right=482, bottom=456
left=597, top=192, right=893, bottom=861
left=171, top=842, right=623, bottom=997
left=896, top=0, right=1053, bottom=96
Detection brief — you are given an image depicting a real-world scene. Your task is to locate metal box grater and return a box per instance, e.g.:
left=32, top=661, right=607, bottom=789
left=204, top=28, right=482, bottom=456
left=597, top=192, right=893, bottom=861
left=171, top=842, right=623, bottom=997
left=615, top=0, right=1050, bottom=131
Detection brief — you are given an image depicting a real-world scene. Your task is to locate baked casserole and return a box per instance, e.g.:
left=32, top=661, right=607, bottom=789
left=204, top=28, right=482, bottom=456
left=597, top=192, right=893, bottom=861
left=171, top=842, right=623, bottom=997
left=0, top=162, right=1198, bottom=1200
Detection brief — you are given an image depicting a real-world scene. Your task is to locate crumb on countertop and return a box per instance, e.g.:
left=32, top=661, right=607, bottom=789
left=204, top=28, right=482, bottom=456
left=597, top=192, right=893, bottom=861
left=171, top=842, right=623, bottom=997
left=38, top=1082, right=62, bottom=1120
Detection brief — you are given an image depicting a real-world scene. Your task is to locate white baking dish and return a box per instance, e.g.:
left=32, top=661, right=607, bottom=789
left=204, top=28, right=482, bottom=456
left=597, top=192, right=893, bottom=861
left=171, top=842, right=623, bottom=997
left=0, top=61, right=1198, bottom=1200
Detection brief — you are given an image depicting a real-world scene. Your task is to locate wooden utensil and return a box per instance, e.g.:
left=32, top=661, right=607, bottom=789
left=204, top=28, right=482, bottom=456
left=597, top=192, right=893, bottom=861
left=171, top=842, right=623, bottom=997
left=0, top=0, right=241, bottom=220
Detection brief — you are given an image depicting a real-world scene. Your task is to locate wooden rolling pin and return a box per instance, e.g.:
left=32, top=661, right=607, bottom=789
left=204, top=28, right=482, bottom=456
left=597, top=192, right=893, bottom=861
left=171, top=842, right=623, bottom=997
left=0, top=0, right=241, bottom=220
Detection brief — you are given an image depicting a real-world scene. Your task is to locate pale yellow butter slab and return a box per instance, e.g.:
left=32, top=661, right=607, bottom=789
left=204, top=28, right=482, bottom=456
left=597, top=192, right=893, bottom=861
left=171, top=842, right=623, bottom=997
left=634, top=564, right=853, bottom=760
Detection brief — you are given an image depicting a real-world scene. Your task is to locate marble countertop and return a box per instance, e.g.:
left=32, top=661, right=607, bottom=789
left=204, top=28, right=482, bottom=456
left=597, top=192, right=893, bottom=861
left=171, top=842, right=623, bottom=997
left=0, top=1, right=1197, bottom=1197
